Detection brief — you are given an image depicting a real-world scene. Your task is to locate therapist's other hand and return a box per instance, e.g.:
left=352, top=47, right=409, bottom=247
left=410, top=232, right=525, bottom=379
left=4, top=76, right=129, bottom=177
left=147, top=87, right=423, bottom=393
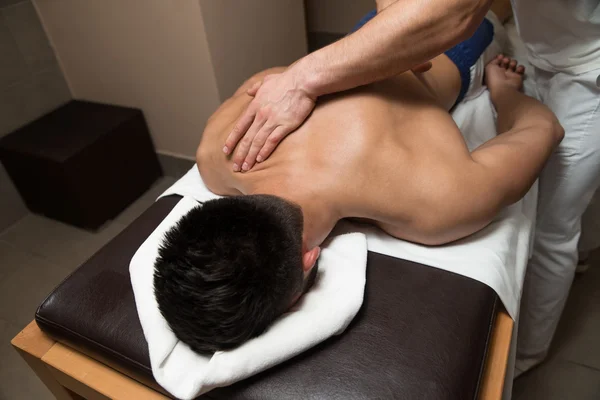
left=223, top=72, right=316, bottom=172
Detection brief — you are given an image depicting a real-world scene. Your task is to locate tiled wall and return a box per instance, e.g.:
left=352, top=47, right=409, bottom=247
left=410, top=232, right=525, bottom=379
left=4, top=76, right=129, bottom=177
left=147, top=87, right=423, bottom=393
left=0, top=0, right=71, bottom=232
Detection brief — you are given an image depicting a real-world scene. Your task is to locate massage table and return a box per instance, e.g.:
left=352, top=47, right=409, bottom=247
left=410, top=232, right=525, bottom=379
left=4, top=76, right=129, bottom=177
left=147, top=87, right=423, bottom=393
left=11, top=13, right=531, bottom=399
left=11, top=194, right=513, bottom=399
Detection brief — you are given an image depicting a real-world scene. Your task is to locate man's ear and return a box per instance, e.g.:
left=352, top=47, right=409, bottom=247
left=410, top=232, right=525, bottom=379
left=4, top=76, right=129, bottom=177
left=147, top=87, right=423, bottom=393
left=302, top=247, right=321, bottom=272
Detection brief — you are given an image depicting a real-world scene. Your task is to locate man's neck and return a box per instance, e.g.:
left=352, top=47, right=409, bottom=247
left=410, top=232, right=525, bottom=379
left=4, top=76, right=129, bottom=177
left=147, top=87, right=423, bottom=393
left=298, top=196, right=340, bottom=249
left=249, top=182, right=341, bottom=249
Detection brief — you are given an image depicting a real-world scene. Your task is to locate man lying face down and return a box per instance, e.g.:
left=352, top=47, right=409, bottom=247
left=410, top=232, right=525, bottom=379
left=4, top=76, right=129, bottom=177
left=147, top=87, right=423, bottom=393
left=154, top=18, right=564, bottom=354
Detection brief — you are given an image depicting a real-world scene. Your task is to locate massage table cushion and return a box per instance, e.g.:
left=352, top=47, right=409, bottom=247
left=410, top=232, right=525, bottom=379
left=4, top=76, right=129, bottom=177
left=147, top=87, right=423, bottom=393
left=36, top=195, right=499, bottom=399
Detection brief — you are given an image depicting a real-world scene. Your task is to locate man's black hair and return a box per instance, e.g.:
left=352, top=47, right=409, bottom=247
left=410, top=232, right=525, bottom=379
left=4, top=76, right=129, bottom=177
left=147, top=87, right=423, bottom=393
left=153, top=194, right=304, bottom=354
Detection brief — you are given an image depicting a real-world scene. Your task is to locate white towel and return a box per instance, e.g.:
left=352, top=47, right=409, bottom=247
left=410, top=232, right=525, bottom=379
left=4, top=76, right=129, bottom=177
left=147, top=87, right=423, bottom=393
left=130, top=196, right=367, bottom=400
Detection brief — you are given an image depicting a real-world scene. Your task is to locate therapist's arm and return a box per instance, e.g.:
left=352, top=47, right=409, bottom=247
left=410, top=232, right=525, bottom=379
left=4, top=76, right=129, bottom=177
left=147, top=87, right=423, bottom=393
left=225, top=0, right=492, bottom=172
left=299, top=0, right=492, bottom=98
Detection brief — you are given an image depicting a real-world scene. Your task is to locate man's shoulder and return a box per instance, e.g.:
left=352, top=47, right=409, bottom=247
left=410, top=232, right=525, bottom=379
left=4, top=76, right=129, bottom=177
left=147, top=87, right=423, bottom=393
left=196, top=138, right=231, bottom=196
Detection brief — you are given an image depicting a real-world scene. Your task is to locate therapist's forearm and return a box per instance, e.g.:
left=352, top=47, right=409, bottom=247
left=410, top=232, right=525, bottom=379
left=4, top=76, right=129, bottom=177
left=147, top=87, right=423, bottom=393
left=295, top=0, right=492, bottom=98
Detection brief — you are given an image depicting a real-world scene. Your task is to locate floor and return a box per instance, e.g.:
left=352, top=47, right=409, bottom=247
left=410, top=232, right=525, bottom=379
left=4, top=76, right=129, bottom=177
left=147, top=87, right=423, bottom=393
left=0, top=176, right=176, bottom=400
left=0, top=177, right=599, bottom=399
left=512, top=252, right=600, bottom=400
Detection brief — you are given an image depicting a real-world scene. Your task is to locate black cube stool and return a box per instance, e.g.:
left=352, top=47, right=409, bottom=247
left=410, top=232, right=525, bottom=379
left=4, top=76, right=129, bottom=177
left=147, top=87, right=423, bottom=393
left=0, top=100, right=162, bottom=229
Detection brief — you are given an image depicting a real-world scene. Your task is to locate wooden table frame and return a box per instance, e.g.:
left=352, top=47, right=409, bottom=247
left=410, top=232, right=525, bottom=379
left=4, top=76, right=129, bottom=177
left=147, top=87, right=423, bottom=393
left=11, top=311, right=513, bottom=400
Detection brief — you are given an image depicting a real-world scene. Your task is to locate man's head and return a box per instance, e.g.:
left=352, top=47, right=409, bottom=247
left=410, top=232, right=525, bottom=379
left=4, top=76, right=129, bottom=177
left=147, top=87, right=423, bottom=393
left=153, top=194, right=320, bottom=354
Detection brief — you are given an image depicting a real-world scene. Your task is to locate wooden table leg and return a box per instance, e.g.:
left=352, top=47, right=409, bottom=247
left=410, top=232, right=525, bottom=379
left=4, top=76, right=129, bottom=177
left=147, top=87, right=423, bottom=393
left=11, top=321, right=83, bottom=400
left=479, top=307, right=514, bottom=400
left=12, top=320, right=169, bottom=400
left=41, top=343, right=169, bottom=400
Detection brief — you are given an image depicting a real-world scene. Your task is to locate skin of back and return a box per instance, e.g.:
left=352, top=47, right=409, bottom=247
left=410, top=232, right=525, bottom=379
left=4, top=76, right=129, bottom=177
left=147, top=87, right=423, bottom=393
left=196, top=59, right=555, bottom=246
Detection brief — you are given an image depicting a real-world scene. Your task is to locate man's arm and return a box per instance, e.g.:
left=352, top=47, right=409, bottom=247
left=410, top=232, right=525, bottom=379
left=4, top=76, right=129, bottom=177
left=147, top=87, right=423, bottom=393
left=469, top=59, right=564, bottom=209
left=224, top=0, right=493, bottom=172
left=427, top=57, right=563, bottom=245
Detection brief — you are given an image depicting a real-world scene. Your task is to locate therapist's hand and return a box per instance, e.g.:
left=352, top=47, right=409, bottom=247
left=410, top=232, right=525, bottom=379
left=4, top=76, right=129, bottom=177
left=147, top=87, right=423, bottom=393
left=223, top=70, right=316, bottom=172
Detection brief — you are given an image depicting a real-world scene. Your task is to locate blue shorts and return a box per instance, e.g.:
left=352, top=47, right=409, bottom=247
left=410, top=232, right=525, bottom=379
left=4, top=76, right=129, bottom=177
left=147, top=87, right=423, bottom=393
left=351, top=11, right=494, bottom=105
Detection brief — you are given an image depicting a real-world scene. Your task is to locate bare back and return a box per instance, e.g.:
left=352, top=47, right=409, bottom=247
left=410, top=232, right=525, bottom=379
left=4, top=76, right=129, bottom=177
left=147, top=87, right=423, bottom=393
left=196, top=57, right=484, bottom=244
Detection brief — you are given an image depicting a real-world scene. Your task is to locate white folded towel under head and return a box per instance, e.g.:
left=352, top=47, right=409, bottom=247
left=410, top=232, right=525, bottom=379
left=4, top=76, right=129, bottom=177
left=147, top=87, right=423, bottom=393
left=130, top=196, right=367, bottom=400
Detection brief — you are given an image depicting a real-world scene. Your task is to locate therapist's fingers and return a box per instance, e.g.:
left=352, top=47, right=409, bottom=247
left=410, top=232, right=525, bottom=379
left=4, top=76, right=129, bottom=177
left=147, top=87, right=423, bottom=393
left=232, top=116, right=267, bottom=172
left=224, top=103, right=259, bottom=155
left=256, top=126, right=288, bottom=164
left=241, top=123, right=279, bottom=171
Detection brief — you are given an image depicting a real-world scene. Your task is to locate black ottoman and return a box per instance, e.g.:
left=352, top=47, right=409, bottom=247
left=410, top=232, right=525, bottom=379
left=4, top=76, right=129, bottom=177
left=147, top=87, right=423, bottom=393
left=0, top=100, right=162, bottom=229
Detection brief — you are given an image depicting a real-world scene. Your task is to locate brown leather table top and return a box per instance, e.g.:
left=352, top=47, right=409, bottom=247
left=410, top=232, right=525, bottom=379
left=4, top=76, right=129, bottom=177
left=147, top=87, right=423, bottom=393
left=36, top=195, right=498, bottom=400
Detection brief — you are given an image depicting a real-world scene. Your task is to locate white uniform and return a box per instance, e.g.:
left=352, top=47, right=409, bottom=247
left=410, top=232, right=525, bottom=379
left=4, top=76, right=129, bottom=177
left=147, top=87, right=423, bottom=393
left=511, top=0, right=600, bottom=374
left=512, top=0, right=600, bottom=74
